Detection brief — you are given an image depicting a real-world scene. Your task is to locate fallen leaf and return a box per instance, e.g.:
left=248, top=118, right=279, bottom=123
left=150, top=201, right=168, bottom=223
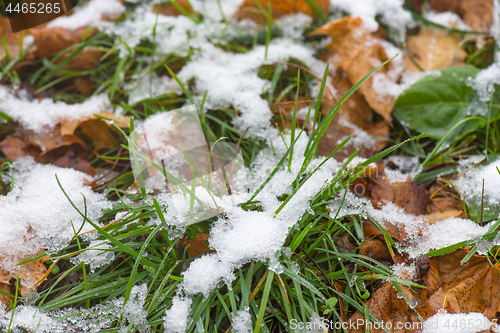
left=317, top=71, right=389, bottom=160
left=359, top=239, right=393, bottom=264
left=412, top=0, right=493, bottom=32
left=152, top=0, right=195, bottom=17
left=60, top=49, right=103, bottom=72
left=234, top=0, right=329, bottom=22
left=74, top=77, right=94, bottom=97
left=0, top=135, right=40, bottom=160
left=349, top=282, right=423, bottom=333
left=60, top=111, right=130, bottom=137
left=350, top=164, right=429, bottom=215
left=426, top=248, right=500, bottom=317
left=404, top=28, right=467, bottom=72
left=26, top=27, right=97, bottom=59
left=0, top=283, right=13, bottom=309
left=79, top=119, right=117, bottom=151
left=0, top=124, right=95, bottom=175
left=349, top=248, right=500, bottom=332
left=179, top=233, right=214, bottom=258
left=312, top=16, right=398, bottom=122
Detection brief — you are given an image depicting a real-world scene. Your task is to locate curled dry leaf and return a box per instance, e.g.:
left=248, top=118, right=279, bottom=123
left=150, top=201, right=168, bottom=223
left=179, top=233, right=214, bottom=258
left=312, top=16, right=398, bottom=122
left=234, top=0, right=329, bottom=22
left=404, top=28, right=468, bottom=72
left=412, top=0, right=493, bottom=32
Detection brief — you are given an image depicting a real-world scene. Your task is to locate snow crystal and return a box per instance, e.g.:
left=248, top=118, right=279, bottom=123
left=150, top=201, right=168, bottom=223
left=391, top=262, right=415, bottom=280
left=177, top=39, right=328, bottom=139
left=122, top=284, right=150, bottom=333
left=0, top=157, right=110, bottom=287
left=468, top=59, right=500, bottom=102
left=232, top=308, right=252, bottom=333
left=423, top=310, right=500, bottom=333
left=330, top=0, right=414, bottom=38
left=277, top=13, right=313, bottom=40
left=0, top=86, right=111, bottom=132
left=454, top=159, right=500, bottom=209
left=71, top=240, right=115, bottom=273
left=423, top=11, right=471, bottom=31
left=0, top=299, right=123, bottom=333
left=163, top=296, right=192, bottom=333
left=48, top=0, right=125, bottom=31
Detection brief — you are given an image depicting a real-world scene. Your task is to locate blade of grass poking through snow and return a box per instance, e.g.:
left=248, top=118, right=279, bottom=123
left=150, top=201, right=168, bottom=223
left=264, top=0, right=272, bottom=59
left=242, top=119, right=309, bottom=205
left=268, top=64, right=284, bottom=104
left=165, top=64, right=195, bottom=105
left=275, top=135, right=352, bottom=215
left=288, top=69, right=300, bottom=172
left=167, top=0, right=200, bottom=23
left=55, top=175, right=157, bottom=271
left=413, top=117, right=487, bottom=181
left=303, top=63, right=329, bottom=157
left=302, top=57, right=396, bottom=175
left=123, top=212, right=165, bottom=306
left=304, top=0, right=328, bottom=22
left=7, top=274, right=19, bottom=332
left=254, top=270, right=274, bottom=333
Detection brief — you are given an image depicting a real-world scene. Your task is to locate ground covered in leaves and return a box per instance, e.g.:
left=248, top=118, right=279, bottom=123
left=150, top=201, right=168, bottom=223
left=0, top=0, right=500, bottom=332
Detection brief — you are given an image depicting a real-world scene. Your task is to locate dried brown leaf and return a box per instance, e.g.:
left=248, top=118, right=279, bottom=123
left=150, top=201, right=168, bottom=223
left=152, top=0, right=195, bottom=17
left=26, top=27, right=97, bottom=59
left=234, top=0, right=329, bottom=22
left=404, top=28, right=467, bottom=72
left=413, top=0, right=493, bottom=32
left=179, top=233, right=214, bottom=258
left=317, top=71, right=389, bottom=160
left=312, top=16, right=397, bottom=121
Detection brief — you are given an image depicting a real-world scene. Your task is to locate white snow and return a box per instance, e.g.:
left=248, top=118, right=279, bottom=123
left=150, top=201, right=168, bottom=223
left=163, top=296, right=192, bottom=333
left=0, top=87, right=111, bottom=132
left=0, top=157, right=110, bottom=288
left=423, top=11, right=471, bottom=31
left=454, top=159, right=500, bottom=209
left=0, top=299, right=123, bottom=333
left=121, top=284, right=150, bottom=333
left=71, top=240, right=115, bottom=273
left=330, top=0, right=414, bottom=38
left=423, top=310, right=500, bottom=333
left=48, top=0, right=125, bottom=30
left=232, top=307, right=252, bottom=333
left=468, top=59, right=500, bottom=102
